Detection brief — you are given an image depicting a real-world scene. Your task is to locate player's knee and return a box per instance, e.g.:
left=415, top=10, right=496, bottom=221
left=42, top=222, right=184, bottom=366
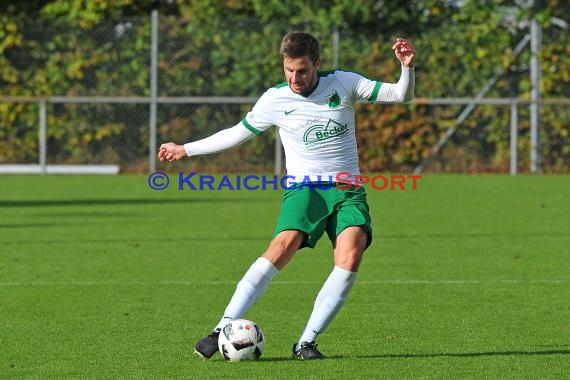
left=334, top=249, right=364, bottom=272
left=273, top=230, right=305, bottom=250
left=263, top=230, right=305, bottom=269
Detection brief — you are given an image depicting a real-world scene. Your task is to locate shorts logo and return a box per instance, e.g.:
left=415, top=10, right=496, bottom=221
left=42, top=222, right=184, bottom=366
left=303, top=119, right=348, bottom=145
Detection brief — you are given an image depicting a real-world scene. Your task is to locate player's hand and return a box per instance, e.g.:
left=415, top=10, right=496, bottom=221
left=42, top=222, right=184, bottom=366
left=392, top=38, right=415, bottom=68
left=158, top=142, right=184, bottom=162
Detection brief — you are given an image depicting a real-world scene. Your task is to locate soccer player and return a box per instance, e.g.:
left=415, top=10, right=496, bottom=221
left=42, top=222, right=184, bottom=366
left=158, top=32, right=415, bottom=360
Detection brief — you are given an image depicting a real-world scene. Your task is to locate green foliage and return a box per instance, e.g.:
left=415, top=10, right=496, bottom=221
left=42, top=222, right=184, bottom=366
left=0, top=0, right=568, bottom=171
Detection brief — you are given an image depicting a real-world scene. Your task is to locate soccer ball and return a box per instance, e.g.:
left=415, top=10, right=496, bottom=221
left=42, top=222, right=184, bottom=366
left=218, top=319, right=265, bottom=361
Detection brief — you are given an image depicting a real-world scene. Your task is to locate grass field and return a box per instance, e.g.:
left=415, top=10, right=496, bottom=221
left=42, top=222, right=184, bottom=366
left=1, top=174, right=569, bottom=379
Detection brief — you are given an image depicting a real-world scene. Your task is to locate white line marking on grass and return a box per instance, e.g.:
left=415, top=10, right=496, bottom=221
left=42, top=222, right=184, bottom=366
left=0, top=279, right=566, bottom=286
left=359, top=279, right=568, bottom=285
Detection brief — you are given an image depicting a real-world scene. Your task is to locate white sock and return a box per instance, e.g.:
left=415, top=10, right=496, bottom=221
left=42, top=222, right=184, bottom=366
left=298, top=266, right=356, bottom=344
left=214, top=257, right=279, bottom=331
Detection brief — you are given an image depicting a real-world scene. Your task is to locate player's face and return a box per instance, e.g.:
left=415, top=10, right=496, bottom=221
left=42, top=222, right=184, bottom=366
left=283, top=55, right=320, bottom=95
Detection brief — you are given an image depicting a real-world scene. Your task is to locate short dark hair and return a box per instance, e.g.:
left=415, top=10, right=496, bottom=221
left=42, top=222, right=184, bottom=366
left=279, top=32, right=320, bottom=63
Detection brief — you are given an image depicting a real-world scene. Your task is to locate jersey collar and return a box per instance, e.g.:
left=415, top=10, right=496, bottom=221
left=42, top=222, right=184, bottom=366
left=299, top=77, right=320, bottom=98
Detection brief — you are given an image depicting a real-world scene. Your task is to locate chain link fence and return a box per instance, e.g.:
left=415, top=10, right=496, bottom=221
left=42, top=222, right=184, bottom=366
left=1, top=12, right=568, bottom=174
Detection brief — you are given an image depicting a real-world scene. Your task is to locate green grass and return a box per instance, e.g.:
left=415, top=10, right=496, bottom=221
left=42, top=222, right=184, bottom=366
left=1, top=174, right=569, bottom=379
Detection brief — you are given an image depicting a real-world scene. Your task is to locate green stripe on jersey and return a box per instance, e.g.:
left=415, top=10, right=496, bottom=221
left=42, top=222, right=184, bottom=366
left=242, top=118, right=263, bottom=135
left=367, top=81, right=382, bottom=103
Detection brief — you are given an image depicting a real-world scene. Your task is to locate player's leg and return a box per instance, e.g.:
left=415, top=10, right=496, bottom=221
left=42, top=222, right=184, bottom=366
left=293, top=227, right=368, bottom=359
left=214, top=230, right=305, bottom=329
left=293, top=186, right=371, bottom=360
left=332, top=225, right=369, bottom=272
left=195, top=186, right=329, bottom=360
left=194, top=230, right=304, bottom=359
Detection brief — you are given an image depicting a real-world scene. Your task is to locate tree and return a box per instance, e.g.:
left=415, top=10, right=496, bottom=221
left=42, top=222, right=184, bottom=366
left=1, top=0, right=568, bottom=171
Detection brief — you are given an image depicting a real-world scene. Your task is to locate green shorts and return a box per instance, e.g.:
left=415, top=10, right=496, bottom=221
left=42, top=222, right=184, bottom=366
left=273, top=183, right=372, bottom=249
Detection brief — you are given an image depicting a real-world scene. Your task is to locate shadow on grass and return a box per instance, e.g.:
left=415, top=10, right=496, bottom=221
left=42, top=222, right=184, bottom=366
left=256, top=349, right=570, bottom=362
left=2, top=236, right=269, bottom=245
left=0, top=197, right=273, bottom=207
left=355, top=349, right=570, bottom=359
left=0, top=223, right=85, bottom=229
left=256, top=356, right=343, bottom=362
left=380, top=232, right=570, bottom=239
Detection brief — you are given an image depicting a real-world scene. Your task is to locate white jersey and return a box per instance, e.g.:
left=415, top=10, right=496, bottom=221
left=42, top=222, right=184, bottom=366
left=242, top=70, right=386, bottom=183
left=183, top=68, right=414, bottom=181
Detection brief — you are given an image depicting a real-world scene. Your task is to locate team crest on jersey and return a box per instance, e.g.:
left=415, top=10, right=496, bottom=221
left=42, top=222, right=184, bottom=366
left=303, top=119, right=348, bottom=146
left=327, top=91, right=341, bottom=108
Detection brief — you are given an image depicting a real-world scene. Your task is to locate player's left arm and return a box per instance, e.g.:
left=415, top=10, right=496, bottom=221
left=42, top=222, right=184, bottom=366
left=376, top=38, right=416, bottom=103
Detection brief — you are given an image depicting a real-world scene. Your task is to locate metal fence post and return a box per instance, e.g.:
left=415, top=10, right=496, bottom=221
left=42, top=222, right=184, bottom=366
left=274, top=131, right=282, bottom=175
left=149, top=10, right=158, bottom=173
left=530, top=17, right=541, bottom=173
left=332, top=27, right=339, bottom=68
left=510, top=100, right=518, bottom=176
left=39, top=99, right=47, bottom=175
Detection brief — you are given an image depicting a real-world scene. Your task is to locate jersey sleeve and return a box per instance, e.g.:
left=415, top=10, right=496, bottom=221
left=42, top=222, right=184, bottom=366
left=336, top=70, right=383, bottom=104
left=242, top=89, right=276, bottom=135
left=376, top=67, right=415, bottom=103
left=338, top=68, right=414, bottom=104
left=183, top=122, right=256, bottom=157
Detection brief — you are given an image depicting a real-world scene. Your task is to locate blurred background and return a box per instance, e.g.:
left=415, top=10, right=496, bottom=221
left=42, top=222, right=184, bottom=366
left=0, top=0, right=568, bottom=174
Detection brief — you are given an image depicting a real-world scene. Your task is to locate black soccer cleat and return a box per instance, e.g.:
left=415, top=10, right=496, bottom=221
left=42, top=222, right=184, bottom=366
left=292, top=341, right=326, bottom=360
left=194, top=329, right=220, bottom=359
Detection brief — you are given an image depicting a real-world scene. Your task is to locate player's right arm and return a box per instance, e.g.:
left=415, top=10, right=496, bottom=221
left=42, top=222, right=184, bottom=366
left=158, top=122, right=256, bottom=162
left=159, top=89, right=276, bottom=162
